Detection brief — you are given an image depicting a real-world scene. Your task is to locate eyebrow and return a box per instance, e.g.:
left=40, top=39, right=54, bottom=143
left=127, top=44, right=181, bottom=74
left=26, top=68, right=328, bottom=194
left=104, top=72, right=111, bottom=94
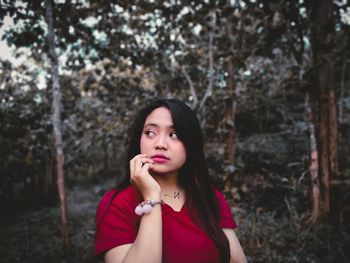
left=143, top=123, right=175, bottom=129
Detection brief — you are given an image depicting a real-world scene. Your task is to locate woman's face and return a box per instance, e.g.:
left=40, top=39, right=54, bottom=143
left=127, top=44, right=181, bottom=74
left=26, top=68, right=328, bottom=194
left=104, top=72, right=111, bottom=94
left=140, top=107, right=186, bottom=176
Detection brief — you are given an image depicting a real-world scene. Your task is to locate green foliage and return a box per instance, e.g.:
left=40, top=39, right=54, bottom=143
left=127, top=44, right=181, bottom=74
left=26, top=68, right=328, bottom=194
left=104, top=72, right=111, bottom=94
left=0, top=61, right=53, bottom=203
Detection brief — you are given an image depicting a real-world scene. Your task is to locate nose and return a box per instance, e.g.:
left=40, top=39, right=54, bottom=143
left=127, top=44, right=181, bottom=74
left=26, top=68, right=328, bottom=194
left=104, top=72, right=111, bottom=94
left=155, top=134, right=168, bottom=150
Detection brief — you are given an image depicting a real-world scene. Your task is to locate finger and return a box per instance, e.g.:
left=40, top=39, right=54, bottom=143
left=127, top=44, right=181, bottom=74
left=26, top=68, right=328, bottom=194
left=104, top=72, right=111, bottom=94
left=130, top=154, right=147, bottom=172
left=140, top=157, right=154, bottom=166
left=135, top=157, right=154, bottom=170
left=130, top=154, right=147, bottom=164
left=141, top=163, right=153, bottom=173
left=130, top=158, right=136, bottom=176
left=130, top=156, right=153, bottom=182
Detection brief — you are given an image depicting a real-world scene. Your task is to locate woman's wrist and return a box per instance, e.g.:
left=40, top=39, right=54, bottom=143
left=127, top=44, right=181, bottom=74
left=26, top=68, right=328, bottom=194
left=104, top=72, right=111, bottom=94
left=135, top=199, right=163, bottom=216
left=143, top=191, right=161, bottom=201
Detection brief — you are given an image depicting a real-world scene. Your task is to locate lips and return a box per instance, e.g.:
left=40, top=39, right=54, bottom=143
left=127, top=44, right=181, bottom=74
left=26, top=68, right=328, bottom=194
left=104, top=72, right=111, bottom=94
left=151, top=154, right=169, bottom=163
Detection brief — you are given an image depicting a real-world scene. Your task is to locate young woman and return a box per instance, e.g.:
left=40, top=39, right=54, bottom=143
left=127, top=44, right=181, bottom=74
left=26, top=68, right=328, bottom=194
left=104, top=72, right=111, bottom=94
left=95, top=98, right=247, bottom=263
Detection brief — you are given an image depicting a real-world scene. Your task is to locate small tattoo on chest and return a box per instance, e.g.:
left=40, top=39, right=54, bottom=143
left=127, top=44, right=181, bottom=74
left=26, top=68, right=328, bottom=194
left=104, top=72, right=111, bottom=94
left=173, top=191, right=180, bottom=199
left=163, top=191, right=181, bottom=199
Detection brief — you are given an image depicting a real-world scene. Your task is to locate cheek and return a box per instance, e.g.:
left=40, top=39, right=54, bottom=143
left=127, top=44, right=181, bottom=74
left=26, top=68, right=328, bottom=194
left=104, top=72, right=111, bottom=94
left=140, top=136, right=149, bottom=153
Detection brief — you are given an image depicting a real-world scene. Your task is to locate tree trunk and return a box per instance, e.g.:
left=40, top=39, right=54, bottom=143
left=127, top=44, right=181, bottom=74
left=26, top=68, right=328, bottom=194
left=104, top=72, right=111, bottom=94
left=44, top=154, right=54, bottom=205
left=311, top=0, right=341, bottom=223
left=45, top=0, right=70, bottom=248
left=329, top=87, right=342, bottom=224
left=306, top=95, right=320, bottom=224
left=225, top=18, right=236, bottom=164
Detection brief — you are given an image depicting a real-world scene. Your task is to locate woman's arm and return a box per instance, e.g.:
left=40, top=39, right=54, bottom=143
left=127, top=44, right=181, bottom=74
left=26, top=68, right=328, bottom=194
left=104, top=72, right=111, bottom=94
left=105, top=194, right=162, bottom=263
left=223, top=228, right=247, bottom=263
left=105, top=154, right=162, bottom=263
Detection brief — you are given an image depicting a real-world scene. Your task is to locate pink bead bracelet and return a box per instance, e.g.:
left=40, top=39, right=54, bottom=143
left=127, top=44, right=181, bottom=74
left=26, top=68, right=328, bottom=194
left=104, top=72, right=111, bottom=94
left=135, top=199, right=163, bottom=216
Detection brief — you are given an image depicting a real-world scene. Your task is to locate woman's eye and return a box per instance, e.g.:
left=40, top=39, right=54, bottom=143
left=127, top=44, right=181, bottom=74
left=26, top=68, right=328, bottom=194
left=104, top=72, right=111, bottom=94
left=169, top=132, right=178, bottom=139
left=144, top=130, right=156, bottom=137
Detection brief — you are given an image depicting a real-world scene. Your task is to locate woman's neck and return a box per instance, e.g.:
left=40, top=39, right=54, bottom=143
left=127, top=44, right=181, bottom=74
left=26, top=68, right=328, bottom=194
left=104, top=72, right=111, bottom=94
left=151, top=172, right=182, bottom=193
left=151, top=172, right=185, bottom=211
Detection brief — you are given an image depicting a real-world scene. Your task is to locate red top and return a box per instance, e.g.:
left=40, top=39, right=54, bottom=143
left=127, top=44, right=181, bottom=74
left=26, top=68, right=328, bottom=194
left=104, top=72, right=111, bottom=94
left=95, top=185, right=237, bottom=263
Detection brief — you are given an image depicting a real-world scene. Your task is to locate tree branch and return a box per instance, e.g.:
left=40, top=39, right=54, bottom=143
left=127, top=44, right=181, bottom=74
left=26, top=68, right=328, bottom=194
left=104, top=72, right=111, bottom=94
left=182, top=66, right=198, bottom=109
left=199, top=15, right=215, bottom=111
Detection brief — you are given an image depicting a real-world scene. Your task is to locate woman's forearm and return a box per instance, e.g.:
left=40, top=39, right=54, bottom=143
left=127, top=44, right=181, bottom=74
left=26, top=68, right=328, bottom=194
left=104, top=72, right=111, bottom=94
left=108, top=154, right=163, bottom=263
left=104, top=191, right=163, bottom=263
left=122, top=202, right=162, bottom=263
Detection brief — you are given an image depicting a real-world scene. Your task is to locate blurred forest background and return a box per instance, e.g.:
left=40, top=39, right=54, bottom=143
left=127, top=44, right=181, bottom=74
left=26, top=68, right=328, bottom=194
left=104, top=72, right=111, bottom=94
left=0, top=0, right=350, bottom=262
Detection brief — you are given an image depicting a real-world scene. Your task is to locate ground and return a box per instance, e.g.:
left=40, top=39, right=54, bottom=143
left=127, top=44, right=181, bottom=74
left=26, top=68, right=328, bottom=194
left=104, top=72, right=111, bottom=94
left=0, top=177, right=115, bottom=263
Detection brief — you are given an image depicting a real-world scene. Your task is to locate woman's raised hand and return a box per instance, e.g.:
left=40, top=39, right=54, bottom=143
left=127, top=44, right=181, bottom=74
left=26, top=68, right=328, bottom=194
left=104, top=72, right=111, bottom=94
left=129, top=154, right=161, bottom=199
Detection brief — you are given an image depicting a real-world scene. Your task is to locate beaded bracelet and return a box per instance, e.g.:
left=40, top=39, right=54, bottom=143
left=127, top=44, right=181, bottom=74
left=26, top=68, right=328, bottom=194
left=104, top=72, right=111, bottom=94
left=135, top=199, right=164, bottom=216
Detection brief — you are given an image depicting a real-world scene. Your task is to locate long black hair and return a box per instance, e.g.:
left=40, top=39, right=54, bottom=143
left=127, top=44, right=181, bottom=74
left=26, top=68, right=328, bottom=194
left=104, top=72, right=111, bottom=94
left=98, top=98, right=230, bottom=262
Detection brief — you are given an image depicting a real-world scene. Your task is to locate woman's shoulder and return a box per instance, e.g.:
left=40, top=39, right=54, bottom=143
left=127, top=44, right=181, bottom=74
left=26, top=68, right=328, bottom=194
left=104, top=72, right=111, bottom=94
left=212, top=187, right=237, bottom=228
left=213, top=187, right=233, bottom=208
left=213, top=187, right=226, bottom=201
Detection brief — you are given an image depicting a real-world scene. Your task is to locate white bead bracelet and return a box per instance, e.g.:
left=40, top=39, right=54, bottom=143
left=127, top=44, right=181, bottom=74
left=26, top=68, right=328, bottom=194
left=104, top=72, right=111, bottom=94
left=134, top=199, right=163, bottom=216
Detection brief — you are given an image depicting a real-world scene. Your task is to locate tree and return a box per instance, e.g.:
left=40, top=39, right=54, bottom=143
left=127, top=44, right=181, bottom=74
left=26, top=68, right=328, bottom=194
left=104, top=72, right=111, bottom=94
left=44, top=0, right=70, bottom=248
left=245, top=0, right=348, bottom=223
left=310, top=0, right=341, bottom=223
left=0, top=60, right=54, bottom=204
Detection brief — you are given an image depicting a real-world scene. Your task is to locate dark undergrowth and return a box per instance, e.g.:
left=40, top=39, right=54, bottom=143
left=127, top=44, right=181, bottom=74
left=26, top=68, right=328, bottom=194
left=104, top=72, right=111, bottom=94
left=1, top=175, right=349, bottom=263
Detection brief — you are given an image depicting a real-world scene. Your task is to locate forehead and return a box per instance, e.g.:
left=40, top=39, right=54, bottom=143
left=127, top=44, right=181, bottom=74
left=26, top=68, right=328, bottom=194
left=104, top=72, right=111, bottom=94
left=144, top=107, right=173, bottom=127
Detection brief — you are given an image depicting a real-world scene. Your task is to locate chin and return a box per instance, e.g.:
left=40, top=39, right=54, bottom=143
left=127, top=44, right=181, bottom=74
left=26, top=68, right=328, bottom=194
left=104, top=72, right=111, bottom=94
left=150, top=168, right=176, bottom=175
